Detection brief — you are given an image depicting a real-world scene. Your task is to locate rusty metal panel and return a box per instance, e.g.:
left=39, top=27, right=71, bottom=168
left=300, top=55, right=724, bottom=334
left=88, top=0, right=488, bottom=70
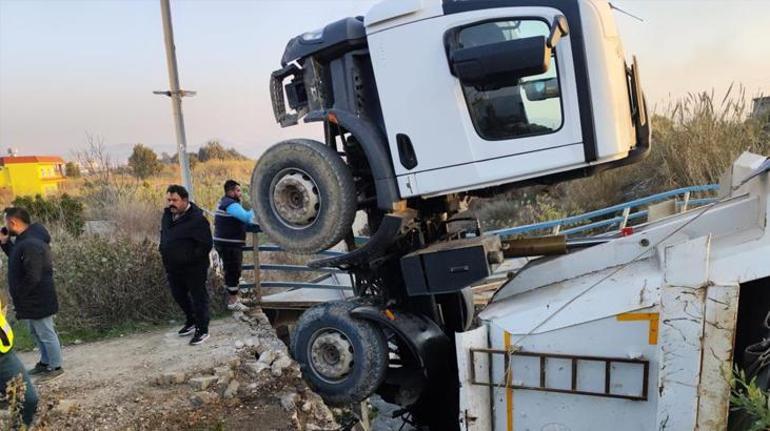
left=696, top=283, right=740, bottom=430
left=657, top=235, right=712, bottom=430
left=656, top=284, right=706, bottom=430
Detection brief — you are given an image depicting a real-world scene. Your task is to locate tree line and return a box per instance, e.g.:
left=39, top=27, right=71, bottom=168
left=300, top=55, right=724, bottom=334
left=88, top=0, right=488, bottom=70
left=128, top=140, right=249, bottom=179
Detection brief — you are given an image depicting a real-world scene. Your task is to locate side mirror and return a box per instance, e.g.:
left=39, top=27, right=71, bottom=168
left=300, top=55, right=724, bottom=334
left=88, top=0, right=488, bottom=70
left=447, top=16, right=569, bottom=90
left=449, top=36, right=550, bottom=90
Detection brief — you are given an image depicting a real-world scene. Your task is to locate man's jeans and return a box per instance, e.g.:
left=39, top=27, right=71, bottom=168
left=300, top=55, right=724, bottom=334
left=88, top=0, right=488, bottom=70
left=0, top=351, right=38, bottom=426
left=25, top=316, right=63, bottom=369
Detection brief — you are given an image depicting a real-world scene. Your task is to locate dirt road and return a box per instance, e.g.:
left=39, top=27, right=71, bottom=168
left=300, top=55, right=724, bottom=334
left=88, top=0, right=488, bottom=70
left=11, top=312, right=339, bottom=430
left=20, top=318, right=252, bottom=411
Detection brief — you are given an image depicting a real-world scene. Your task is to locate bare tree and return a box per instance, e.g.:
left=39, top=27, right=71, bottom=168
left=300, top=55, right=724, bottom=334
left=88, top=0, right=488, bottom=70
left=72, top=133, right=114, bottom=182
left=71, top=133, right=142, bottom=220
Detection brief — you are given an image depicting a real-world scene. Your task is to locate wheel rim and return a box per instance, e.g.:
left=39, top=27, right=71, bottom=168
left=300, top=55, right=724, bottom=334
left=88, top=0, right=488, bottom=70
left=269, top=168, right=321, bottom=230
left=307, top=328, right=355, bottom=384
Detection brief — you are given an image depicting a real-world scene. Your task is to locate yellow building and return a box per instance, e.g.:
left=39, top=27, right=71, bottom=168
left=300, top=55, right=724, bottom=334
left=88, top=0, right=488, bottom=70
left=0, top=155, right=66, bottom=197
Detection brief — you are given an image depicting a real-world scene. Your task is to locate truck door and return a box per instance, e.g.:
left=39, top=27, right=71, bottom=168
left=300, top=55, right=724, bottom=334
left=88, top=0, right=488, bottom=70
left=367, top=4, right=586, bottom=197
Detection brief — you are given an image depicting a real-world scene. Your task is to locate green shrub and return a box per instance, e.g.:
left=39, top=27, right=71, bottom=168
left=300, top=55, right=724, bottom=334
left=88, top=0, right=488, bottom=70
left=731, top=367, right=770, bottom=431
left=197, top=139, right=249, bottom=163
left=10, top=194, right=84, bottom=236
left=0, top=231, right=226, bottom=336
left=128, top=143, right=163, bottom=179
left=64, top=161, right=81, bottom=178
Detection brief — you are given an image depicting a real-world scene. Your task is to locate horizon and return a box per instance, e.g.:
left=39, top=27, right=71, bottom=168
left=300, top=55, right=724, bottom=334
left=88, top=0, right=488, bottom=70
left=1, top=0, right=768, bottom=163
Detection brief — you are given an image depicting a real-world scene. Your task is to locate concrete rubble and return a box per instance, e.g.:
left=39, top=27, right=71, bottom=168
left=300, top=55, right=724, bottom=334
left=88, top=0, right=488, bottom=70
left=150, top=308, right=340, bottom=430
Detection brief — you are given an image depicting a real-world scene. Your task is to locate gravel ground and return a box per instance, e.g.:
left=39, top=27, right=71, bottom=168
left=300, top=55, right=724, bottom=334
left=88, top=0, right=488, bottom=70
left=7, top=311, right=338, bottom=430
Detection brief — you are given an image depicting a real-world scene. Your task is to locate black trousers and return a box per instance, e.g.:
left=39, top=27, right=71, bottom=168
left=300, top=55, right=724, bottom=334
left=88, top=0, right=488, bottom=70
left=166, top=265, right=209, bottom=332
left=215, top=245, right=243, bottom=292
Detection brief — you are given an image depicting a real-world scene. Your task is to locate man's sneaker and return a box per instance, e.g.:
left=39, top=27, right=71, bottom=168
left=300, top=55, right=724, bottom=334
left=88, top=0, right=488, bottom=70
left=37, top=367, right=64, bottom=382
left=190, top=330, right=209, bottom=345
left=28, top=362, right=49, bottom=376
left=178, top=323, right=196, bottom=337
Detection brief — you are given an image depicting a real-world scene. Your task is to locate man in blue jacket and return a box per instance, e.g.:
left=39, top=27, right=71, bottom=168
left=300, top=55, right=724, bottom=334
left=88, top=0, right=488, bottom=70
left=159, top=185, right=213, bottom=345
left=213, top=180, right=259, bottom=311
left=1, top=207, right=64, bottom=382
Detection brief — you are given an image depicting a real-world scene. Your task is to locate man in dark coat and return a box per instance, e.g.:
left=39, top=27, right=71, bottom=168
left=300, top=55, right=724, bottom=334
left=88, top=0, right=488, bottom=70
left=159, top=185, right=213, bottom=345
left=1, top=207, right=63, bottom=381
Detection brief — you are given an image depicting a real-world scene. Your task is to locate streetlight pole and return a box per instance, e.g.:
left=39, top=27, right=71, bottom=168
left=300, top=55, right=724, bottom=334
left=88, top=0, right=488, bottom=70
left=154, top=0, right=195, bottom=199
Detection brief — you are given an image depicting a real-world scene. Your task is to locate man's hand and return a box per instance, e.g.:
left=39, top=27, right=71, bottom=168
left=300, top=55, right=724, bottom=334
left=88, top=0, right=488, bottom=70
left=0, top=227, right=9, bottom=245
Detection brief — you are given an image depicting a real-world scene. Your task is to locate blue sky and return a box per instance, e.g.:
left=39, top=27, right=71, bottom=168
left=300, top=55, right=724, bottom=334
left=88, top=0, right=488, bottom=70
left=0, top=0, right=768, bottom=162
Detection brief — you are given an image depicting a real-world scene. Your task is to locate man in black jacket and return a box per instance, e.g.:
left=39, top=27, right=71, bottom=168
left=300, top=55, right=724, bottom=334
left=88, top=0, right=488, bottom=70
left=160, top=185, right=213, bottom=345
left=1, top=207, right=63, bottom=381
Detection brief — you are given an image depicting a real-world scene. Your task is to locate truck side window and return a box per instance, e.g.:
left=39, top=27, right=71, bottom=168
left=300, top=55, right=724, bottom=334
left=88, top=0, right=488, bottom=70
left=457, top=19, right=563, bottom=141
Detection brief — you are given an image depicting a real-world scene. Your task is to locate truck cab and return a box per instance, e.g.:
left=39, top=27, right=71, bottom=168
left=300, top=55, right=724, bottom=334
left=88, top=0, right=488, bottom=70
left=252, top=2, right=660, bottom=429
left=255, top=0, right=649, bottom=255
left=366, top=0, right=648, bottom=198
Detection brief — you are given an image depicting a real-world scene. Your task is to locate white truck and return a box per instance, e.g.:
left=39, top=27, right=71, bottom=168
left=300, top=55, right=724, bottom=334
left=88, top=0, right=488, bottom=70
left=249, top=0, right=768, bottom=429
left=253, top=0, right=649, bottom=254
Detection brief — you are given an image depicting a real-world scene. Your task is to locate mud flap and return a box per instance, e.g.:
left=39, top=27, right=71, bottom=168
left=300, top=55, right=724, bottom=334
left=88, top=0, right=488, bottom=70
left=349, top=305, right=460, bottom=430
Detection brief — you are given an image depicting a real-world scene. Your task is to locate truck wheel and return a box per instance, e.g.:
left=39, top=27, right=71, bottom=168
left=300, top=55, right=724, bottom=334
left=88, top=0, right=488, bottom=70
left=291, top=301, right=388, bottom=406
left=251, top=139, right=356, bottom=254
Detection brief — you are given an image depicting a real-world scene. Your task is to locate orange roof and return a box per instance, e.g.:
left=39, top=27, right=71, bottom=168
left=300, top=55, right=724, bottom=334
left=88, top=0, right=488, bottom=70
left=0, top=156, right=65, bottom=165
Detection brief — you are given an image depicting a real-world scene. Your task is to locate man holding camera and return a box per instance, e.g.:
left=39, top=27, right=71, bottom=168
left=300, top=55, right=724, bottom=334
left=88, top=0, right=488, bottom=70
left=159, top=185, right=213, bottom=346
left=1, top=207, right=64, bottom=382
left=213, top=180, right=259, bottom=312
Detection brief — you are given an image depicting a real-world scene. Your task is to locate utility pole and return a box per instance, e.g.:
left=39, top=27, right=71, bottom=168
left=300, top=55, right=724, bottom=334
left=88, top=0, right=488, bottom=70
left=154, top=0, right=196, bottom=199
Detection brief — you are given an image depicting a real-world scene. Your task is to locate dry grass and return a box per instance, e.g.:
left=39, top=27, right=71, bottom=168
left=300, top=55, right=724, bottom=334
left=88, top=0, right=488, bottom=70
left=188, top=159, right=255, bottom=214
left=472, top=191, right=566, bottom=231
left=46, top=159, right=256, bottom=240
left=474, top=87, right=770, bottom=229
left=564, top=87, right=768, bottom=209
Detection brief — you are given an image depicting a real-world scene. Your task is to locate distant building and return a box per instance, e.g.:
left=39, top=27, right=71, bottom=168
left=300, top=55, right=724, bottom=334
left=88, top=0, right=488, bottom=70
left=0, top=155, right=66, bottom=197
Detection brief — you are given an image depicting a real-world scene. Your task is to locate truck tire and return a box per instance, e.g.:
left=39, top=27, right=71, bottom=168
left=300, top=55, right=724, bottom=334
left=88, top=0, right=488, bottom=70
left=251, top=139, right=356, bottom=254
left=291, top=301, right=388, bottom=406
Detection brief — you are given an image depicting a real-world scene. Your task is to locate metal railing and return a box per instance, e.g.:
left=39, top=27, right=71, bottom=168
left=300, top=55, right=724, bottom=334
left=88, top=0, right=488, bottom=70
left=487, top=184, right=719, bottom=238
left=245, top=184, right=719, bottom=295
